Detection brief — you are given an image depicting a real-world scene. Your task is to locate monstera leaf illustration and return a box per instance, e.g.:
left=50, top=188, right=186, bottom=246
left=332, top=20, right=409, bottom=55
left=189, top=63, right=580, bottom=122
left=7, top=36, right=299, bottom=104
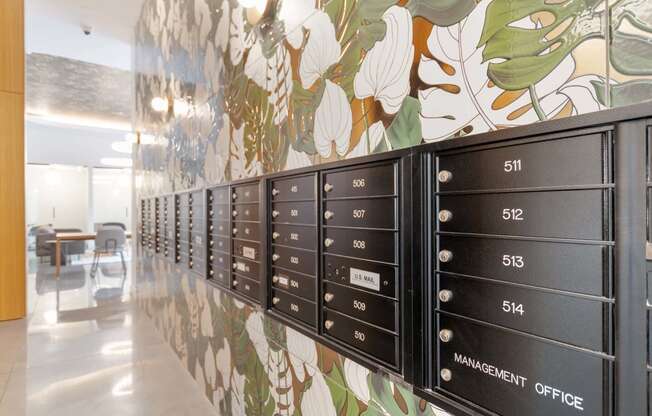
left=610, top=0, right=652, bottom=76
left=479, top=0, right=604, bottom=90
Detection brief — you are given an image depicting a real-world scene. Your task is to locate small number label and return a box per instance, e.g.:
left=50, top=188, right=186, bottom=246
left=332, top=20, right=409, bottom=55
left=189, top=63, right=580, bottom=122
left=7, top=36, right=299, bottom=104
left=502, top=300, right=525, bottom=316
left=290, top=303, right=299, bottom=312
left=290, top=256, right=299, bottom=264
left=354, top=330, right=366, bottom=342
left=290, top=185, right=298, bottom=193
left=353, top=209, right=366, bottom=219
left=290, top=233, right=299, bottom=241
left=502, top=208, right=524, bottom=221
left=352, top=178, right=366, bottom=188
left=353, top=300, right=366, bottom=311
left=502, top=255, right=525, bottom=268
left=290, top=209, right=299, bottom=217
left=504, top=159, right=522, bottom=173
left=353, top=240, right=366, bottom=249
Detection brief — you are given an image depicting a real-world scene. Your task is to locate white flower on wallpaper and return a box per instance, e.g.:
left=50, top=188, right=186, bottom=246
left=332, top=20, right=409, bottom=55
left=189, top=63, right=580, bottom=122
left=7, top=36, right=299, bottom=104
left=285, top=327, right=318, bottom=382
left=215, top=338, right=231, bottom=390
left=284, top=146, right=312, bottom=171
left=245, top=312, right=270, bottom=365
left=299, top=11, right=341, bottom=89
left=300, top=371, right=337, bottom=416
left=204, top=342, right=217, bottom=388
left=194, top=0, right=211, bottom=47
left=216, top=0, right=230, bottom=53
left=230, top=369, right=246, bottom=416
left=280, top=0, right=317, bottom=49
left=229, top=5, right=254, bottom=66
left=354, top=6, right=414, bottom=115
left=205, top=114, right=230, bottom=184
left=314, top=80, right=352, bottom=158
left=343, top=358, right=371, bottom=403
left=346, top=121, right=390, bottom=159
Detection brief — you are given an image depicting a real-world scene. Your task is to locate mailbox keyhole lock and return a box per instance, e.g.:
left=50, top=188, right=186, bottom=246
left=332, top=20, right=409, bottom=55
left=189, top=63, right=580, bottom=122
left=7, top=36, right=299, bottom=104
left=209, top=270, right=214, bottom=276
left=324, top=293, right=334, bottom=302
left=232, top=228, right=238, bottom=235
left=440, top=368, right=452, bottom=382
left=272, top=232, right=280, bottom=240
left=209, top=225, right=214, bottom=231
left=272, top=254, right=280, bottom=261
left=272, top=188, right=280, bottom=196
left=209, top=241, right=214, bottom=246
left=232, top=210, right=238, bottom=217
left=272, top=276, right=279, bottom=283
left=439, top=329, right=454, bottom=343
left=233, top=280, right=238, bottom=286
left=438, top=210, right=453, bottom=223
left=324, top=238, right=335, bottom=248
left=438, top=250, right=453, bottom=263
left=232, top=262, right=238, bottom=270
left=324, top=211, right=335, bottom=220
left=324, top=183, right=334, bottom=192
left=272, top=297, right=280, bottom=305
left=324, top=320, right=335, bottom=330
left=438, top=290, right=453, bottom=303
left=209, top=195, right=213, bottom=202
left=210, top=255, right=214, bottom=261
left=232, top=192, right=237, bottom=200
left=272, top=210, right=280, bottom=218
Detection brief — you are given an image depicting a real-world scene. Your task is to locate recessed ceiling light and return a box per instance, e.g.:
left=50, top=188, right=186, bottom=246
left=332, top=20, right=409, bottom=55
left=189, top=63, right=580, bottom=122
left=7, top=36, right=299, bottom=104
left=100, top=157, right=132, bottom=168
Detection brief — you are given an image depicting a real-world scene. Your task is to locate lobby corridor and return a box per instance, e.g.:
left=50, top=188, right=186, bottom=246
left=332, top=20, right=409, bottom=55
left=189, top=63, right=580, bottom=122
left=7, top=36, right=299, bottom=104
left=0, top=254, right=216, bottom=416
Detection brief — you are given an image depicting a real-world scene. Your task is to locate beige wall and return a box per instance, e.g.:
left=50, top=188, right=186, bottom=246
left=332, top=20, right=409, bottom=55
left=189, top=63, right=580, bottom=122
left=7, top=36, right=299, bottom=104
left=0, top=0, right=26, bottom=321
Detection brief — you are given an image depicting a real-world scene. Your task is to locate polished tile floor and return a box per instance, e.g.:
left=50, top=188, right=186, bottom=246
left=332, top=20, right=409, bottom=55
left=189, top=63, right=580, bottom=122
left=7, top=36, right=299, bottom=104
left=0, top=250, right=217, bottom=415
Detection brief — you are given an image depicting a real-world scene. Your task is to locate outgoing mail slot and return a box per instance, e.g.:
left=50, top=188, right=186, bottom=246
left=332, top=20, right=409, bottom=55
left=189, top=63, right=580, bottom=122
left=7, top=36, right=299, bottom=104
left=324, top=255, right=398, bottom=299
left=209, top=266, right=229, bottom=287
left=437, top=134, right=604, bottom=192
left=323, top=163, right=397, bottom=199
left=210, top=205, right=230, bottom=221
left=209, top=251, right=229, bottom=269
left=272, top=289, right=316, bottom=327
left=437, top=315, right=607, bottom=416
left=232, top=274, right=260, bottom=301
left=233, top=183, right=259, bottom=203
left=437, top=235, right=606, bottom=296
left=271, top=224, right=317, bottom=250
left=232, top=221, right=261, bottom=241
left=211, top=221, right=230, bottom=237
left=210, top=187, right=230, bottom=205
left=272, top=245, right=317, bottom=276
left=231, top=257, right=260, bottom=280
left=438, top=190, right=604, bottom=240
left=211, top=236, right=230, bottom=253
left=271, top=201, right=316, bottom=225
left=323, top=309, right=399, bottom=367
left=323, top=228, right=398, bottom=264
left=323, top=197, right=397, bottom=229
left=323, top=282, right=398, bottom=332
left=438, top=275, right=606, bottom=351
left=232, top=203, right=259, bottom=222
left=271, top=174, right=316, bottom=201
left=271, top=267, right=316, bottom=301
left=233, top=239, right=260, bottom=261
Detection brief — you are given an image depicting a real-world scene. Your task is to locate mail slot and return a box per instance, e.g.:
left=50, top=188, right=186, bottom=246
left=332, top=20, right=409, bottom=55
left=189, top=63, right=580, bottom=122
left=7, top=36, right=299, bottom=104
left=437, top=134, right=604, bottom=192
left=210, top=236, right=230, bottom=253
left=437, top=235, right=606, bottom=296
left=271, top=245, right=317, bottom=276
left=271, top=174, right=316, bottom=201
left=323, top=162, right=397, bottom=199
left=323, top=309, right=399, bottom=367
left=437, top=315, right=607, bottom=416
left=271, top=201, right=316, bottom=225
left=324, top=254, right=398, bottom=299
left=209, top=266, right=229, bottom=287
left=211, top=221, right=230, bottom=237
left=438, top=275, right=606, bottom=351
left=232, top=202, right=259, bottom=222
left=323, top=282, right=398, bottom=332
left=271, top=267, right=316, bottom=301
left=438, top=190, right=605, bottom=240
left=209, top=251, right=229, bottom=269
left=233, top=183, right=259, bottom=203
left=271, top=224, right=317, bottom=250
left=209, top=187, right=230, bottom=205
left=272, top=289, right=316, bottom=327
left=233, top=239, right=260, bottom=261
left=323, top=197, right=397, bottom=229
left=232, top=221, right=261, bottom=241
left=209, top=204, right=230, bottom=221
left=323, top=228, right=398, bottom=264
left=232, top=274, right=260, bottom=300
left=231, top=257, right=260, bottom=280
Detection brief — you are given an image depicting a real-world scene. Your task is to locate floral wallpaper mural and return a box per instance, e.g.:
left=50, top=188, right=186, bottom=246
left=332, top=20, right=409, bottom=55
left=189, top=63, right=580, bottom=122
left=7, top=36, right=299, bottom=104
left=133, top=0, right=652, bottom=414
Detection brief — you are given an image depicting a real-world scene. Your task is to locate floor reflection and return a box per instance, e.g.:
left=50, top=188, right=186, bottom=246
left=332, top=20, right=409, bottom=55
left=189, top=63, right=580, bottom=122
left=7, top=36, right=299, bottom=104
left=0, top=251, right=217, bottom=416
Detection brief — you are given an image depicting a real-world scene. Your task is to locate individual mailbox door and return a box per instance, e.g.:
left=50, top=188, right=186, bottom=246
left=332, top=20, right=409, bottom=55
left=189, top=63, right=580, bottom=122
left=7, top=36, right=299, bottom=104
left=324, top=255, right=398, bottom=299
left=323, top=282, right=398, bottom=332
left=210, top=251, right=230, bottom=270
left=211, top=221, right=230, bottom=237
left=233, top=184, right=259, bottom=203
left=323, top=309, right=399, bottom=367
left=272, top=289, right=316, bottom=327
left=271, top=201, right=316, bottom=225
left=210, top=205, right=230, bottom=222
left=209, top=266, right=229, bottom=286
left=233, top=240, right=260, bottom=262
left=271, top=224, right=317, bottom=251
left=437, top=134, right=605, bottom=192
left=438, top=190, right=604, bottom=240
left=232, top=221, right=260, bottom=241
left=438, top=275, right=606, bottom=351
left=232, top=203, right=259, bottom=222
left=437, top=315, right=607, bottom=416
left=271, top=268, right=316, bottom=301
left=271, top=174, right=316, bottom=201
left=323, top=228, right=398, bottom=264
left=271, top=245, right=317, bottom=276
left=323, top=163, right=397, bottom=199
left=211, top=236, right=230, bottom=254
left=232, top=257, right=260, bottom=280
left=210, top=187, right=230, bottom=205
left=233, top=274, right=260, bottom=299
left=323, top=198, right=397, bottom=229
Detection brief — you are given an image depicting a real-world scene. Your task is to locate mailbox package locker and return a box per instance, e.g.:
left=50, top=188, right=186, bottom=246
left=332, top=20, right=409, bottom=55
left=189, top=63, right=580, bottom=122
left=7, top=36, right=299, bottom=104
left=137, top=102, right=652, bottom=416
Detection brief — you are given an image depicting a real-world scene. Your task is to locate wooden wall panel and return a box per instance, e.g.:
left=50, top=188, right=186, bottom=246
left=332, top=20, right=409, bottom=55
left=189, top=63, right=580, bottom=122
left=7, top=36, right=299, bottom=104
left=0, top=0, right=24, bottom=94
left=0, top=0, right=25, bottom=321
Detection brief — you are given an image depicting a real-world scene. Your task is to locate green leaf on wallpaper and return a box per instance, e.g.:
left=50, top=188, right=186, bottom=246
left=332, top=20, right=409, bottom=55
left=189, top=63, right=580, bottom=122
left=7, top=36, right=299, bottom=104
left=386, top=97, right=423, bottom=150
left=325, top=364, right=360, bottom=415
left=479, top=0, right=604, bottom=91
left=244, top=350, right=275, bottom=416
left=611, top=31, right=652, bottom=76
left=591, top=79, right=652, bottom=108
left=290, top=80, right=323, bottom=155
left=364, top=373, right=428, bottom=416
left=404, top=0, right=476, bottom=26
